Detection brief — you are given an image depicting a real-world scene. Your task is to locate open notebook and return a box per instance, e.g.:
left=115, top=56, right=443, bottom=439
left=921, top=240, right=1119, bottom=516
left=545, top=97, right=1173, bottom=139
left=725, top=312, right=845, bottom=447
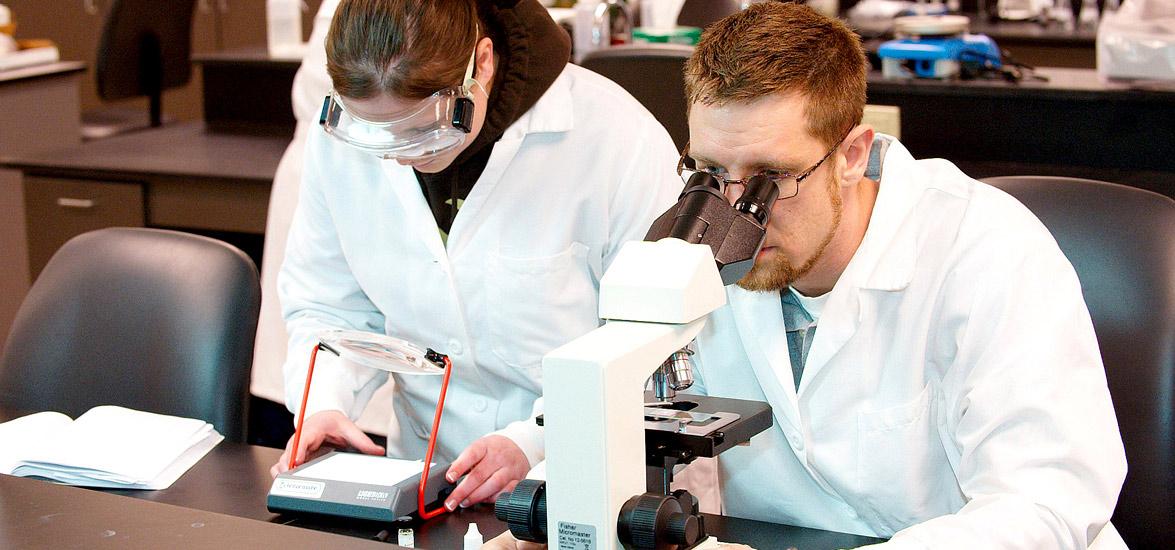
left=0, top=405, right=223, bottom=490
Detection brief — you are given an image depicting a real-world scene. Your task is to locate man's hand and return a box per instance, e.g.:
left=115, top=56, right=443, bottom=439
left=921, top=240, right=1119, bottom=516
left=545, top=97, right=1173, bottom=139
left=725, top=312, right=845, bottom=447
left=444, top=434, right=530, bottom=510
left=269, top=410, right=384, bottom=477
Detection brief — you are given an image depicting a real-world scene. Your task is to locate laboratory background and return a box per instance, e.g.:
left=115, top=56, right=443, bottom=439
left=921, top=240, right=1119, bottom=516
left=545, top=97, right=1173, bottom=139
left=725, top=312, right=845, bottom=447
left=0, top=0, right=1171, bottom=549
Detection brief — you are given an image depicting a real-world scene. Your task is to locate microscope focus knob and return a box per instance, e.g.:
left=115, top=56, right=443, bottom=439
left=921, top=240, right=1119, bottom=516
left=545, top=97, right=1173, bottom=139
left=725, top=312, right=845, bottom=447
left=666, top=513, right=700, bottom=546
left=618, top=492, right=704, bottom=549
left=494, top=479, right=547, bottom=543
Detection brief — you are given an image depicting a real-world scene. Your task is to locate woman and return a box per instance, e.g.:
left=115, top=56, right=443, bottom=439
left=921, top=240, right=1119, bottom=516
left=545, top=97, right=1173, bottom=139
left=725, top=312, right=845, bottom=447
left=271, top=0, right=681, bottom=512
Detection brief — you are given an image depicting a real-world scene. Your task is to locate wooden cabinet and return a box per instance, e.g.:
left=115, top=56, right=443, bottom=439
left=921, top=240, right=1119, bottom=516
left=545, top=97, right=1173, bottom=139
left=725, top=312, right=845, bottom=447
left=1, top=0, right=321, bottom=123
left=23, top=176, right=145, bottom=280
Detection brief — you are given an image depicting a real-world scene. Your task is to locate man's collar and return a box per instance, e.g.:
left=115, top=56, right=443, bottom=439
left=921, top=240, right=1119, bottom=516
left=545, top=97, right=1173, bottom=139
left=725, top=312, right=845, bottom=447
left=848, top=135, right=920, bottom=292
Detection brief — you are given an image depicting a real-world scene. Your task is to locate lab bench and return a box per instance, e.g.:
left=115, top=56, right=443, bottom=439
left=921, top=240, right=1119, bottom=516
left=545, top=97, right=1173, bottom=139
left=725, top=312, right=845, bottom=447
left=865, top=67, right=1175, bottom=198
left=0, top=402, right=887, bottom=549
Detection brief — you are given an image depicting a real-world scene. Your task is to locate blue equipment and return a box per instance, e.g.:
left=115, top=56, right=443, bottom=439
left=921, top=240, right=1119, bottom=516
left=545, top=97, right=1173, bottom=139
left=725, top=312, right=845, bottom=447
left=879, top=33, right=1002, bottom=78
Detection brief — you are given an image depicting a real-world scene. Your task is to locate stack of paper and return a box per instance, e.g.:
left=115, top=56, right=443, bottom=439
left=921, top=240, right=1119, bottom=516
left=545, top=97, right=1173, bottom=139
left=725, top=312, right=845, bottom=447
left=0, top=45, right=60, bottom=72
left=0, top=405, right=223, bottom=490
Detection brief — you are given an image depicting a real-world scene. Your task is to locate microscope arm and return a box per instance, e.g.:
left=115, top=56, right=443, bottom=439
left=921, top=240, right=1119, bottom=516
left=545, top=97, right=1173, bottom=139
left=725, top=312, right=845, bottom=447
left=542, top=318, right=708, bottom=546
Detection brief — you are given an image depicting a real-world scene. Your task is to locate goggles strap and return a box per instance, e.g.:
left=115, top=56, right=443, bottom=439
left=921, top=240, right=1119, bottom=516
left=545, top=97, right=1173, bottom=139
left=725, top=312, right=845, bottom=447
left=461, top=25, right=480, bottom=95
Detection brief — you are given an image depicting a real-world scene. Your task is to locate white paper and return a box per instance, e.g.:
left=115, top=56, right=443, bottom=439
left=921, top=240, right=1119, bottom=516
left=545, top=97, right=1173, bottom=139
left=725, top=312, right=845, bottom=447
left=22, top=406, right=212, bottom=481
left=1, top=406, right=222, bottom=490
left=0, top=411, right=71, bottom=473
left=295, top=452, right=432, bottom=487
left=0, top=46, right=60, bottom=72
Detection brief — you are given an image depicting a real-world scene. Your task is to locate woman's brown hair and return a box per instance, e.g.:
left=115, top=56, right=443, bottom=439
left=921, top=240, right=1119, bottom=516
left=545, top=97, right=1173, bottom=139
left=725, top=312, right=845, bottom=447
left=326, top=0, right=483, bottom=100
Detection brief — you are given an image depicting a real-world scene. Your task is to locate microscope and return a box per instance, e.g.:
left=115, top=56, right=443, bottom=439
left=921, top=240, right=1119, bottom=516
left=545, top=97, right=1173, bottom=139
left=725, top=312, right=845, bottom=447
left=495, top=173, right=779, bottom=549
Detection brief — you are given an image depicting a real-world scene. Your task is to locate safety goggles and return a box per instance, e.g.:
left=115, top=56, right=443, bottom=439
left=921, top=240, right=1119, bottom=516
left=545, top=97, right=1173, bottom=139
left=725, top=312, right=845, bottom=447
left=319, top=48, right=478, bottom=160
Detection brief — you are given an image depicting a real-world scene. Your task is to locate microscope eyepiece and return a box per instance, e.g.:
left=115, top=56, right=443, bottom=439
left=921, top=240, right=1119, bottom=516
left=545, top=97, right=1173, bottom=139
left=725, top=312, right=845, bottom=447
left=684, top=171, right=721, bottom=192
left=733, top=174, right=780, bottom=225
left=733, top=174, right=780, bottom=224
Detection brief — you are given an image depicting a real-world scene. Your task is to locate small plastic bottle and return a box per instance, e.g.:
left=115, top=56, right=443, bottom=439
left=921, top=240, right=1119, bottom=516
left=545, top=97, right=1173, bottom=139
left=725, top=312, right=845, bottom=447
left=463, top=523, right=483, bottom=550
left=573, top=0, right=605, bottom=63
left=397, top=527, right=415, bottom=548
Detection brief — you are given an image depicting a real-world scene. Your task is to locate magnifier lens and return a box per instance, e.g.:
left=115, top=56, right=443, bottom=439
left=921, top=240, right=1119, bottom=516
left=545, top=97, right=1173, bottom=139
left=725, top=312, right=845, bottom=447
left=317, top=330, right=445, bottom=375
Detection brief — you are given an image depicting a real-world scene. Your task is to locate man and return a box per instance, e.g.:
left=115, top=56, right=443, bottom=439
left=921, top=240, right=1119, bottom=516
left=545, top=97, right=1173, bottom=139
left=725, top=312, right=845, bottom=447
left=680, top=3, right=1126, bottom=548
left=490, top=2, right=1127, bottom=548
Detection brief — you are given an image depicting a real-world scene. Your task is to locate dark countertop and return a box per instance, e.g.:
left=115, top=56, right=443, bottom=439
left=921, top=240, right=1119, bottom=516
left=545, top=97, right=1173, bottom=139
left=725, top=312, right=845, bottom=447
left=0, top=407, right=884, bottom=550
left=0, top=474, right=393, bottom=549
left=192, top=47, right=303, bottom=69
left=867, top=66, right=1175, bottom=101
left=0, top=121, right=290, bottom=182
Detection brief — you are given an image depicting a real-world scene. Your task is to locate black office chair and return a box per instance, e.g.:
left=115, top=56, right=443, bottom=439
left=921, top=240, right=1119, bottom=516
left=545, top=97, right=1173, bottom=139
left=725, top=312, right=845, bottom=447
left=580, top=44, right=694, bottom=150
left=82, top=0, right=198, bottom=139
left=982, top=176, right=1175, bottom=550
left=676, top=0, right=744, bottom=28
left=0, top=228, right=261, bottom=443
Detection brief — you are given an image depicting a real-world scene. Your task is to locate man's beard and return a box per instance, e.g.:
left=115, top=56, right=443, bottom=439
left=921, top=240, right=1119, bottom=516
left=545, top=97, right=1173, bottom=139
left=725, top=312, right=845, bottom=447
left=736, top=169, right=843, bottom=292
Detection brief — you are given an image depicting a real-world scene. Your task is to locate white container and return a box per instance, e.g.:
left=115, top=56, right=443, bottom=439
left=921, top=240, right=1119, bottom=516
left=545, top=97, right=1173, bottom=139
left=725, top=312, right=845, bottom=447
left=267, top=0, right=305, bottom=59
left=574, top=0, right=607, bottom=64
left=640, top=0, right=687, bottom=30
left=462, top=523, right=482, bottom=550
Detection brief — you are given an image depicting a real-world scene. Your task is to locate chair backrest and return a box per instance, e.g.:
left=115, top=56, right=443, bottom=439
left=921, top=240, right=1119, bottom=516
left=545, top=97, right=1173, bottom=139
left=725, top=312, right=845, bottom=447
left=676, top=0, right=743, bottom=28
left=580, top=44, right=694, bottom=151
left=0, top=228, right=261, bottom=442
left=95, top=0, right=197, bottom=125
left=982, top=176, right=1175, bottom=549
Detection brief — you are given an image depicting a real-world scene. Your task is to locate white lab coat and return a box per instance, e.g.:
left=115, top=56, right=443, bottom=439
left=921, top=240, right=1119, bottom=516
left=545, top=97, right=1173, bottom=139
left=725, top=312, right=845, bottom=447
left=691, top=138, right=1127, bottom=549
left=279, top=64, right=682, bottom=465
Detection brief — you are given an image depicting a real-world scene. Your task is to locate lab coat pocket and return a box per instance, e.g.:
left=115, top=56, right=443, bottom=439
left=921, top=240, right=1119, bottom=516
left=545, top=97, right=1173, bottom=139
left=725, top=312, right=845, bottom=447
left=483, top=242, right=599, bottom=374
left=855, top=384, right=945, bottom=536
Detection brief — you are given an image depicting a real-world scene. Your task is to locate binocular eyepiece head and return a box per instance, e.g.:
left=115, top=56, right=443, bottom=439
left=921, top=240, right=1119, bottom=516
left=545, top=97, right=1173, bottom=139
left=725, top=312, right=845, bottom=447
left=647, top=172, right=775, bottom=285
left=683, top=172, right=779, bottom=225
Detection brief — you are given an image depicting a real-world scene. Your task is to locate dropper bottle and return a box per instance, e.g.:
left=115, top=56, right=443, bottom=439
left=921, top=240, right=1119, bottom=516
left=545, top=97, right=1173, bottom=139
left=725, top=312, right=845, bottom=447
left=463, top=522, right=483, bottom=550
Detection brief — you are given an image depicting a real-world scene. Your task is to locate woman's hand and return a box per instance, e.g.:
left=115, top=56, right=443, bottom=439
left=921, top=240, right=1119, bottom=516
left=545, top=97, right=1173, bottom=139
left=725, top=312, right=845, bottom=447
left=444, top=434, right=530, bottom=510
left=269, top=410, right=385, bottom=477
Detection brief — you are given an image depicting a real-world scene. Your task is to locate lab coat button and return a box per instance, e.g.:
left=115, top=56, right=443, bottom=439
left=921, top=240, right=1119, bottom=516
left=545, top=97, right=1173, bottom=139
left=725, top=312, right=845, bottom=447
left=447, top=339, right=463, bottom=355
left=473, top=397, right=488, bottom=412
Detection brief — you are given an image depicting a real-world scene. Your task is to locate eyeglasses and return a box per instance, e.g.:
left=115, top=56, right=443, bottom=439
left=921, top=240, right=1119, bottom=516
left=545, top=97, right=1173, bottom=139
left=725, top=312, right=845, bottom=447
left=676, top=128, right=852, bottom=200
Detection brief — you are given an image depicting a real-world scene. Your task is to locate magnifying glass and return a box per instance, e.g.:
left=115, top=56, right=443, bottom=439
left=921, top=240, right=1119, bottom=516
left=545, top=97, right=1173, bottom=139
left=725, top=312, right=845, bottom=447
left=317, top=329, right=447, bottom=375
left=290, top=330, right=454, bottom=520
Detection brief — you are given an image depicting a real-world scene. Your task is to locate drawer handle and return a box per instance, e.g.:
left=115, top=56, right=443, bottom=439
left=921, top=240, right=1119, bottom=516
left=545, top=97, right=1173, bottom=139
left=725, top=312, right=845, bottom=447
left=56, top=198, right=96, bottom=209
